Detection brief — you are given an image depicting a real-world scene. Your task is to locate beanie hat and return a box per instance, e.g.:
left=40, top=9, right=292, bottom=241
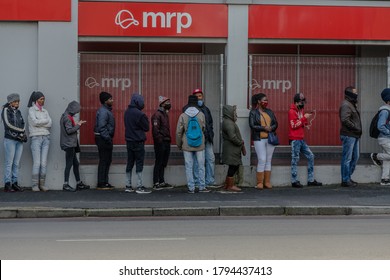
left=381, top=88, right=390, bottom=102
left=99, top=91, right=112, bottom=104
left=188, top=95, right=198, bottom=107
left=158, top=96, right=170, bottom=106
left=294, top=93, right=306, bottom=103
left=27, top=91, right=44, bottom=107
left=192, top=88, right=203, bottom=95
left=7, top=93, right=20, bottom=103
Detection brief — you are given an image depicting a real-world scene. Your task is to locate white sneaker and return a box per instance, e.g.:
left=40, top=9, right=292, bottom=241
left=32, top=186, right=40, bottom=192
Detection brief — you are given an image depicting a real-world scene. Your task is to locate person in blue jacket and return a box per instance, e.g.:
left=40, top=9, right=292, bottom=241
left=124, top=93, right=151, bottom=194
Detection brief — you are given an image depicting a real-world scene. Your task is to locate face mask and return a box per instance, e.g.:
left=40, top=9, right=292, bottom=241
left=164, top=104, right=171, bottom=111
left=345, top=91, right=358, bottom=102
left=197, top=100, right=204, bottom=107
left=297, top=103, right=305, bottom=109
left=260, top=101, right=268, bottom=108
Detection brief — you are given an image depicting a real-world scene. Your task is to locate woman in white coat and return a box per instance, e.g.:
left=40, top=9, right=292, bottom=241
left=27, top=91, right=52, bottom=191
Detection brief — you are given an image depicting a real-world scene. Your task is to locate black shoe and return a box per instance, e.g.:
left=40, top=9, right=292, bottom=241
left=96, top=183, right=114, bottom=190
left=125, top=186, right=134, bottom=193
left=154, top=182, right=174, bottom=191
left=350, top=179, right=358, bottom=186
left=380, top=179, right=390, bottom=186
left=11, top=182, right=24, bottom=192
left=63, top=184, right=76, bottom=192
left=370, top=153, right=382, bottom=166
left=341, top=181, right=356, bottom=187
left=308, top=180, right=322, bottom=186
left=291, top=181, right=303, bottom=188
left=76, top=181, right=90, bottom=190
left=4, top=182, right=15, bottom=192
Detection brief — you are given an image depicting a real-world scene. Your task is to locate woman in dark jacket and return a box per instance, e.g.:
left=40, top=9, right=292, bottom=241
left=1, top=93, right=26, bottom=192
left=60, top=101, right=89, bottom=192
left=249, top=93, right=278, bottom=189
left=222, top=105, right=245, bottom=192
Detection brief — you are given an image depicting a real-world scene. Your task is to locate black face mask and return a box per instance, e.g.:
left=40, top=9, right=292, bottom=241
left=345, top=91, right=358, bottom=103
left=163, top=104, right=171, bottom=111
left=297, top=103, right=305, bottom=109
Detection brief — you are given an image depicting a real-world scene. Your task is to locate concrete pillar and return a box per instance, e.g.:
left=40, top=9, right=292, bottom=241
left=225, top=4, right=251, bottom=166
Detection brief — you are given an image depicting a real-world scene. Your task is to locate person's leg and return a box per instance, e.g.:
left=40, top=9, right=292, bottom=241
left=95, top=136, right=106, bottom=186
left=301, top=141, right=315, bottom=183
left=11, top=141, right=23, bottom=184
left=39, top=135, right=50, bottom=190
left=160, top=142, right=171, bottom=184
left=153, top=143, right=163, bottom=185
left=135, top=142, right=145, bottom=188
left=340, top=135, right=354, bottom=183
left=30, top=136, right=42, bottom=190
left=72, top=152, right=81, bottom=182
left=204, top=142, right=216, bottom=185
left=183, top=151, right=195, bottom=192
left=125, top=141, right=135, bottom=187
left=377, top=138, right=390, bottom=182
left=290, top=140, right=301, bottom=183
left=104, top=142, right=113, bottom=185
left=196, top=150, right=206, bottom=190
left=254, top=140, right=267, bottom=189
left=64, top=148, right=75, bottom=183
left=349, top=137, right=360, bottom=179
left=264, top=141, right=276, bottom=188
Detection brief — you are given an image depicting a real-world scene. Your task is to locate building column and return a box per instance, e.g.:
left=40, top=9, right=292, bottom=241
left=225, top=4, right=250, bottom=166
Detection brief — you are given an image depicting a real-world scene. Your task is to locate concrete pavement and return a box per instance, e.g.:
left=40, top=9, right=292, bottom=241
left=1, top=184, right=390, bottom=218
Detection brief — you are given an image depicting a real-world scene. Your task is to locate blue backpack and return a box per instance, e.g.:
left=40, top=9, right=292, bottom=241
left=186, top=116, right=202, bottom=147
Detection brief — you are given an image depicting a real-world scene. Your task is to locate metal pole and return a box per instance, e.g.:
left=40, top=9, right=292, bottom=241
left=248, top=55, right=253, bottom=109
left=219, top=54, right=224, bottom=162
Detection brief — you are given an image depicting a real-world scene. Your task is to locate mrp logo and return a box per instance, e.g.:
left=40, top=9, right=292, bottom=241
left=252, top=79, right=292, bottom=93
left=85, top=77, right=131, bottom=91
left=115, top=9, right=192, bottom=34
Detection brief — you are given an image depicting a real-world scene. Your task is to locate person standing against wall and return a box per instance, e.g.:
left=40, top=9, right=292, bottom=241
left=176, top=95, right=208, bottom=194
left=339, top=86, right=362, bottom=187
left=288, top=93, right=322, bottom=188
left=371, top=88, right=390, bottom=185
left=249, top=93, right=278, bottom=189
left=151, top=96, right=174, bottom=190
left=192, top=88, right=217, bottom=188
left=124, top=93, right=151, bottom=194
left=94, top=91, right=115, bottom=190
left=2, top=93, right=26, bottom=192
left=60, top=101, right=90, bottom=192
left=222, top=104, right=245, bottom=192
left=27, top=91, right=52, bottom=191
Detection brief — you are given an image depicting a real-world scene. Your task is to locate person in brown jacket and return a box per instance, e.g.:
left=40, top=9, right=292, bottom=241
left=151, top=96, right=173, bottom=190
left=339, top=86, right=362, bottom=187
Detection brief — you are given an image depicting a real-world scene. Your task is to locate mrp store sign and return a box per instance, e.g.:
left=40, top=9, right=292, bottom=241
left=79, top=2, right=227, bottom=38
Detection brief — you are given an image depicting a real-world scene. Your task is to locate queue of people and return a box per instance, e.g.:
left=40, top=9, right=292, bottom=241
left=2, top=87, right=389, bottom=193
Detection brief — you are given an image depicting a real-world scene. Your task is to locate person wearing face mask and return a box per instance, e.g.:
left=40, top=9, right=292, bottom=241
left=288, top=93, right=322, bottom=188
left=249, top=93, right=278, bottom=189
left=94, top=91, right=115, bottom=190
left=27, top=91, right=52, bottom=191
left=339, top=86, right=362, bottom=187
left=151, top=96, right=174, bottom=191
left=2, top=93, right=26, bottom=192
left=124, top=93, right=151, bottom=194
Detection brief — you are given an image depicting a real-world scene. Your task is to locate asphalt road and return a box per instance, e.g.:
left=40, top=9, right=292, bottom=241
left=1, top=216, right=390, bottom=260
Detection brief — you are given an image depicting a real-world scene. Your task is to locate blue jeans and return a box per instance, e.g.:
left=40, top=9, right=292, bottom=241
left=340, top=135, right=359, bottom=183
left=193, top=142, right=215, bottom=185
left=291, top=140, right=314, bottom=183
left=4, top=138, right=23, bottom=184
left=183, top=150, right=205, bottom=191
left=31, top=135, right=50, bottom=179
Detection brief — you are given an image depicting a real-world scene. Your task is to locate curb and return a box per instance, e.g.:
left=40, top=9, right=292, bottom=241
left=2, top=206, right=390, bottom=219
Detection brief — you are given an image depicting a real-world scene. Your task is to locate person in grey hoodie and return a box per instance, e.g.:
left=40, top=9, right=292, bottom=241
left=371, top=88, right=390, bottom=185
left=176, top=95, right=207, bottom=193
left=60, top=101, right=89, bottom=192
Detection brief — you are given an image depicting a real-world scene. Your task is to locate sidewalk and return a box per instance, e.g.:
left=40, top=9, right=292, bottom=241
left=1, top=184, right=390, bottom=218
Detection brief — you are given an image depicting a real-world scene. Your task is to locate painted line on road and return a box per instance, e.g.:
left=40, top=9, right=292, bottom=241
left=56, top=238, right=186, bottom=242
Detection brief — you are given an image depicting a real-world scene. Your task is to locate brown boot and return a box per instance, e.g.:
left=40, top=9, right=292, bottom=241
left=225, top=176, right=241, bottom=192
left=256, top=172, right=264, bottom=189
left=264, top=171, right=272, bottom=189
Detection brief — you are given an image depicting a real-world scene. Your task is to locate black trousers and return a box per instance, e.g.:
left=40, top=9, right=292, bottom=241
left=227, top=165, right=239, bottom=177
left=126, top=141, right=145, bottom=174
left=95, top=136, right=113, bottom=186
left=64, top=147, right=80, bottom=183
left=153, top=141, right=171, bottom=184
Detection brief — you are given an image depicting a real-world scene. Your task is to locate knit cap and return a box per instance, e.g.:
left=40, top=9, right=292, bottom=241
left=7, top=93, right=20, bottom=103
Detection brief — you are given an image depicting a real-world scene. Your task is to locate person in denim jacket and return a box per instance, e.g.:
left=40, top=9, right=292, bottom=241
left=371, top=88, right=390, bottom=185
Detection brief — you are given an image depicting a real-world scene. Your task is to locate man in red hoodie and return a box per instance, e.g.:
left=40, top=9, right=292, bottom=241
left=288, top=93, right=322, bottom=188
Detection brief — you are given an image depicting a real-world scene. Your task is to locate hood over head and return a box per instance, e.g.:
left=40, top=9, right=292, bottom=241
left=130, top=93, right=145, bottom=110
left=66, top=101, right=80, bottom=115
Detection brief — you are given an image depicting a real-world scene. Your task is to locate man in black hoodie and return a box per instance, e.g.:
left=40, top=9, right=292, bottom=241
left=124, top=93, right=150, bottom=194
